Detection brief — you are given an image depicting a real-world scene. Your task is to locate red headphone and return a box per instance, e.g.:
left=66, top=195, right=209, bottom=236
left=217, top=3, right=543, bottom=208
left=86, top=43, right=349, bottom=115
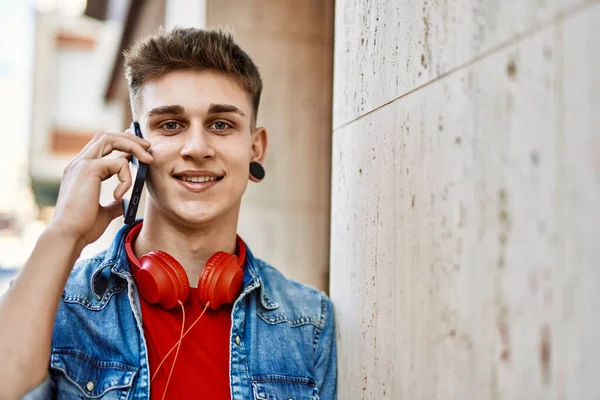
left=124, top=222, right=245, bottom=310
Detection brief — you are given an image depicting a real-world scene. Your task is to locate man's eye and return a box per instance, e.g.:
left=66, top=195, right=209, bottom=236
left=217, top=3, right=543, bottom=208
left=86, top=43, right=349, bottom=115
left=211, top=121, right=232, bottom=131
left=161, top=121, right=182, bottom=131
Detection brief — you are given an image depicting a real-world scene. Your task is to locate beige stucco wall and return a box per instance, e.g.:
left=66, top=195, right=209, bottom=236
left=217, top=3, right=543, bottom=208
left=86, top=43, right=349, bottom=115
left=207, top=0, right=335, bottom=291
left=331, top=0, right=599, bottom=398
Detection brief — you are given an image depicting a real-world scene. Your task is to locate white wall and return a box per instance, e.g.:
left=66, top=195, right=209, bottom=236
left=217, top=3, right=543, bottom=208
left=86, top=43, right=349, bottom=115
left=165, top=0, right=205, bottom=29
left=331, top=0, right=599, bottom=398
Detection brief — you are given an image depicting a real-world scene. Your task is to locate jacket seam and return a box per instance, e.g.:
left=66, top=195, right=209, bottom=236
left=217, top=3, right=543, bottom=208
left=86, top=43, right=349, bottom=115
left=51, top=350, right=137, bottom=371
left=312, top=295, right=328, bottom=358
left=252, top=378, right=316, bottom=387
left=50, top=367, right=135, bottom=398
left=257, top=310, right=324, bottom=328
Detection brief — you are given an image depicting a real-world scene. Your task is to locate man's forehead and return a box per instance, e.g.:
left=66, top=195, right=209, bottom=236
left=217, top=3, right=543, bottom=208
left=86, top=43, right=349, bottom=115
left=138, top=70, right=252, bottom=117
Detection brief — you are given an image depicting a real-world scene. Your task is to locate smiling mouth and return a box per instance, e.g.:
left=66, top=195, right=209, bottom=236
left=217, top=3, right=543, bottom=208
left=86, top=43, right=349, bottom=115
left=173, top=175, right=224, bottom=183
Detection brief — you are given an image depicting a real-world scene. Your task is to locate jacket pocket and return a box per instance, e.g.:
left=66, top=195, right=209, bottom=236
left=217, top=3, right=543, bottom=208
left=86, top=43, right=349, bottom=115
left=50, top=349, right=137, bottom=399
left=252, top=374, right=319, bottom=400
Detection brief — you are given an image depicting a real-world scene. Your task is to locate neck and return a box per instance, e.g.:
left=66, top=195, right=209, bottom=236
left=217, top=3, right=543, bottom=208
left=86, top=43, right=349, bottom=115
left=133, top=201, right=240, bottom=287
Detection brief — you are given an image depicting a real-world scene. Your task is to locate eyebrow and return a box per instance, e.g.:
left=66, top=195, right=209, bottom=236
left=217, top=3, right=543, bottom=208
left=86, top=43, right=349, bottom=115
left=208, top=103, right=246, bottom=117
left=146, top=105, right=185, bottom=117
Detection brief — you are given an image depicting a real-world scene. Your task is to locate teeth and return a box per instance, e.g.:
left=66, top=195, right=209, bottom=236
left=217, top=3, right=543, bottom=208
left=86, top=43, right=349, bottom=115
left=179, top=176, right=217, bottom=183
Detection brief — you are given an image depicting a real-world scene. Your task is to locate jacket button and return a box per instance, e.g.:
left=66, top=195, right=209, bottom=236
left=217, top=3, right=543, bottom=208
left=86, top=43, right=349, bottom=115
left=86, top=381, right=94, bottom=391
left=235, top=335, right=241, bottom=345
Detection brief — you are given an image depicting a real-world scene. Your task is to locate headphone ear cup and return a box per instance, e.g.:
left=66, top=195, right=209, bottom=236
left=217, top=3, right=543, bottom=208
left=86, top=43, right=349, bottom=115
left=137, top=251, right=190, bottom=309
left=197, top=252, right=244, bottom=310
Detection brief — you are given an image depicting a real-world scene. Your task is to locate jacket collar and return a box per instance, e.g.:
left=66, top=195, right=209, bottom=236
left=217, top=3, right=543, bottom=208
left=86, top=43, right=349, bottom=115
left=90, top=220, right=279, bottom=310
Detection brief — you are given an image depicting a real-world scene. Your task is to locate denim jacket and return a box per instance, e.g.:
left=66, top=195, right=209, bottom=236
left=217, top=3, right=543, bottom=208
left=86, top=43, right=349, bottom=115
left=24, top=222, right=337, bottom=399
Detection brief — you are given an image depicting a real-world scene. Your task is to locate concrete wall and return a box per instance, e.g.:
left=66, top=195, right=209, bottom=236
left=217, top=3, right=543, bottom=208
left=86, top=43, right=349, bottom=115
left=207, top=0, right=334, bottom=291
left=331, top=0, right=599, bottom=398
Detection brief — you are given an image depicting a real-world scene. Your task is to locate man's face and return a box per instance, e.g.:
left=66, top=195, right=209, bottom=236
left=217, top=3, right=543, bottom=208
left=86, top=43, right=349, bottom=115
left=137, top=70, right=265, bottom=227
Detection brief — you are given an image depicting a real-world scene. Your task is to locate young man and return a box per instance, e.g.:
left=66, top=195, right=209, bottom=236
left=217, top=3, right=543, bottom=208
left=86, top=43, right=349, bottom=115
left=0, top=28, right=337, bottom=399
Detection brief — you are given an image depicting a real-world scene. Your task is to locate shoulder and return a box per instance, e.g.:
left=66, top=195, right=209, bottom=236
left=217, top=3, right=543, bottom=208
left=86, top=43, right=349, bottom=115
left=69, top=250, right=107, bottom=278
left=255, top=258, right=326, bottom=300
left=63, top=251, right=106, bottom=291
left=65, top=250, right=107, bottom=287
left=253, top=258, right=333, bottom=329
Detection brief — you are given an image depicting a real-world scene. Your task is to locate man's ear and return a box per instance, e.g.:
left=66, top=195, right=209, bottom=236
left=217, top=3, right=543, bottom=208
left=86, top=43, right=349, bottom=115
left=251, top=126, right=268, bottom=163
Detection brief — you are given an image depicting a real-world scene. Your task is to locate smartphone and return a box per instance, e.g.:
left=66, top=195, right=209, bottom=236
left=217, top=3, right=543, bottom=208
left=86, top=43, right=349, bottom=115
left=123, top=122, right=148, bottom=225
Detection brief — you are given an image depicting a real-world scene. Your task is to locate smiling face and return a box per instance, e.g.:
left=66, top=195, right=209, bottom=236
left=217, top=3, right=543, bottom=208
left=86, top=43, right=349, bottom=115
left=136, top=69, right=266, bottom=228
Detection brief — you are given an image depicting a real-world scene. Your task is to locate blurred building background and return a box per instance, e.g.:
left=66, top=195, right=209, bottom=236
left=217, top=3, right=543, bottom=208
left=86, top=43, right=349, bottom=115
left=0, top=0, right=334, bottom=292
left=0, top=0, right=598, bottom=398
left=0, top=0, right=39, bottom=294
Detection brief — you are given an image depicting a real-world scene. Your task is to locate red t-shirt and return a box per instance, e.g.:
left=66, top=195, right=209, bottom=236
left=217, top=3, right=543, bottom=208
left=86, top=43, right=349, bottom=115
left=140, top=287, right=232, bottom=400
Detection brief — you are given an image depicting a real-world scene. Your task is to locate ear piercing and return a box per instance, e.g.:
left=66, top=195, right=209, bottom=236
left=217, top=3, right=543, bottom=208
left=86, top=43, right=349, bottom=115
left=249, top=161, right=265, bottom=182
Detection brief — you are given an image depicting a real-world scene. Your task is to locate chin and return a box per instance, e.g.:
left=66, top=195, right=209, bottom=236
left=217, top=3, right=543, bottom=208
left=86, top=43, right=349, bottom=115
left=169, top=202, right=225, bottom=227
left=147, top=180, right=242, bottom=227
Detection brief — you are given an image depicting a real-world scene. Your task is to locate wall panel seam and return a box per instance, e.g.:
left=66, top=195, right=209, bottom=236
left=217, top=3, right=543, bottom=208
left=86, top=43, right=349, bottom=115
left=332, top=0, right=598, bottom=133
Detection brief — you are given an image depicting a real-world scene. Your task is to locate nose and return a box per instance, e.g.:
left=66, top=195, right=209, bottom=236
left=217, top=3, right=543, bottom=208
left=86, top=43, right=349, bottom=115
left=180, top=124, right=216, bottom=160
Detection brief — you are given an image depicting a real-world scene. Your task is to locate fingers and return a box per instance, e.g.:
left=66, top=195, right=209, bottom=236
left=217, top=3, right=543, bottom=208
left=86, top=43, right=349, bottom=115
left=90, top=157, right=133, bottom=201
left=82, top=132, right=153, bottom=163
left=112, top=157, right=133, bottom=201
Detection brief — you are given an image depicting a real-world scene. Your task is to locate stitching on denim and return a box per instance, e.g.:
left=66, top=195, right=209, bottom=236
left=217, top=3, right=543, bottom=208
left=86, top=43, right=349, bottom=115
left=312, top=296, right=328, bottom=357
left=52, top=350, right=137, bottom=371
left=259, top=284, right=279, bottom=310
left=50, top=357, right=136, bottom=398
left=251, top=381, right=269, bottom=400
left=61, top=283, right=125, bottom=311
left=254, top=260, right=281, bottom=310
left=120, top=274, right=151, bottom=398
left=252, top=374, right=316, bottom=386
left=253, top=377, right=317, bottom=386
left=106, top=231, right=130, bottom=278
left=52, top=366, right=134, bottom=399
left=257, top=310, right=323, bottom=328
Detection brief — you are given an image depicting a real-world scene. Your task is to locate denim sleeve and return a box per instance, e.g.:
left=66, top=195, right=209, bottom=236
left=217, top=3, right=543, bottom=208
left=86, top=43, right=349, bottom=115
left=20, top=374, right=52, bottom=400
left=314, top=295, right=337, bottom=400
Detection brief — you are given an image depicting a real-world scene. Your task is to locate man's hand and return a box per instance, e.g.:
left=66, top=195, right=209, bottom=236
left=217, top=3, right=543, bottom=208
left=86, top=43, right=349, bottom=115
left=49, top=131, right=153, bottom=247
left=0, top=130, right=153, bottom=399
